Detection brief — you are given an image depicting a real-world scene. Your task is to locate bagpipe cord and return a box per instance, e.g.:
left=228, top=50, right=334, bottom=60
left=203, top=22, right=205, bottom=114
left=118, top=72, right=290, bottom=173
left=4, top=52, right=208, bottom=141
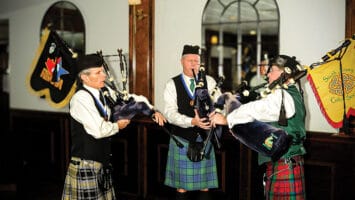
left=278, top=89, right=287, bottom=126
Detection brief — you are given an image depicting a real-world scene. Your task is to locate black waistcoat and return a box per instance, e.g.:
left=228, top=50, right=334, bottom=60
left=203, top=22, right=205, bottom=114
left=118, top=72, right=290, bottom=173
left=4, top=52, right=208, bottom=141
left=171, top=75, right=202, bottom=141
left=70, top=87, right=112, bottom=166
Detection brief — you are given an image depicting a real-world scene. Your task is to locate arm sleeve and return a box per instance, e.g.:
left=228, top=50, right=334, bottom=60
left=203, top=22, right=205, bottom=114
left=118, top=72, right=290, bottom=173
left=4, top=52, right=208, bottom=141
left=70, top=91, right=119, bottom=139
left=226, top=89, right=295, bottom=128
left=163, top=79, right=193, bottom=128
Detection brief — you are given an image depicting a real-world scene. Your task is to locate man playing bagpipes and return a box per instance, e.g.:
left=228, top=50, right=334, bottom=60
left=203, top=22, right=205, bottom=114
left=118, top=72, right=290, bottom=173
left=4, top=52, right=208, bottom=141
left=62, top=53, right=166, bottom=200
left=210, top=55, right=307, bottom=200
left=163, top=45, right=222, bottom=200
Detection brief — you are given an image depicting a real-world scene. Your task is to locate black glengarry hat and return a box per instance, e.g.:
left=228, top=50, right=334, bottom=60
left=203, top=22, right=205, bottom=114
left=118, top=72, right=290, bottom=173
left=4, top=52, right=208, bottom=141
left=269, top=54, right=307, bottom=82
left=76, top=53, right=104, bottom=73
left=182, top=45, right=200, bottom=56
left=271, top=55, right=300, bottom=74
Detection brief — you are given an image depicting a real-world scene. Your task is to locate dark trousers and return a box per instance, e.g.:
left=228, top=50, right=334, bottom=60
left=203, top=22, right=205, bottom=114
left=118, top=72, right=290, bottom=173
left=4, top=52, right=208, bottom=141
left=175, top=191, right=212, bottom=200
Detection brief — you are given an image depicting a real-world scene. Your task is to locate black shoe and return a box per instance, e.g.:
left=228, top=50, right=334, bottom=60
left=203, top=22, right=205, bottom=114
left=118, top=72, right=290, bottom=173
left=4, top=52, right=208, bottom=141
left=176, top=191, right=189, bottom=200
left=199, top=191, right=212, bottom=200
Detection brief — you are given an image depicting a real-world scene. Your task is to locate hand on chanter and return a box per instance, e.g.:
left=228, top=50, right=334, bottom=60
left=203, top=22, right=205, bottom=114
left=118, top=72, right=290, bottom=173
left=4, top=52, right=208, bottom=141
left=152, top=111, right=167, bottom=126
left=209, top=111, right=228, bottom=127
left=117, top=119, right=131, bottom=130
left=191, top=109, right=211, bottom=130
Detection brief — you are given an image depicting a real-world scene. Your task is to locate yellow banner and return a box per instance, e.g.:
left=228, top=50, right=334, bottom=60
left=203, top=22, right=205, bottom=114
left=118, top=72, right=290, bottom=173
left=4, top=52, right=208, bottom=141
left=307, top=38, right=355, bottom=128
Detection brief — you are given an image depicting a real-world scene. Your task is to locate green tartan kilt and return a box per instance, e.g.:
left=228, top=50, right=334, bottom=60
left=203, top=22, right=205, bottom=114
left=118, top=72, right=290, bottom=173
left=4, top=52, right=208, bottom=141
left=61, top=157, right=116, bottom=200
left=164, top=137, right=219, bottom=191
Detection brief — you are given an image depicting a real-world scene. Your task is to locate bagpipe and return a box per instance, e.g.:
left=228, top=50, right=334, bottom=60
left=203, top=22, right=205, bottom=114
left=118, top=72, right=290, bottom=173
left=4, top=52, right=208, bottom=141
left=214, top=56, right=308, bottom=161
left=97, top=50, right=183, bottom=147
left=236, top=59, right=307, bottom=104
left=186, top=50, right=225, bottom=162
left=214, top=92, right=293, bottom=161
left=229, top=80, right=267, bottom=104
left=97, top=49, right=153, bottom=119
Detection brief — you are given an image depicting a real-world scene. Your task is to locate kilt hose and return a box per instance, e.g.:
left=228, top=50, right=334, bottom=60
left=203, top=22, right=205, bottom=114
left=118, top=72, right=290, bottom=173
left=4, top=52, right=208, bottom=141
left=62, top=157, right=116, bottom=200
left=164, top=137, right=219, bottom=191
left=264, top=155, right=306, bottom=200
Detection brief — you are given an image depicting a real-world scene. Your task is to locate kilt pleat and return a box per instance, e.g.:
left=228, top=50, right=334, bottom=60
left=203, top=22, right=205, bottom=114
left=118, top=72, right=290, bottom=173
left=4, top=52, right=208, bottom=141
left=265, top=156, right=306, bottom=200
left=62, top=157, right=116, bottom=200
left=164, top=137, right=219, bottom=191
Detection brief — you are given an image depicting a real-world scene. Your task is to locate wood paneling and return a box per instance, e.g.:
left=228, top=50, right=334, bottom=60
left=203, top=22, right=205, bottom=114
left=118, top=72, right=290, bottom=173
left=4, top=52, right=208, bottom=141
left=346, top=0, right=355, bottom=136
left=5, top=110, right=355, bottom=199
left=9, top=109, right=70, bottom=179
left=304, top=132, right=355, bottom=200
left=346, top=0, right=355, bottom=38
left=129, top=0, right=155, bottom=102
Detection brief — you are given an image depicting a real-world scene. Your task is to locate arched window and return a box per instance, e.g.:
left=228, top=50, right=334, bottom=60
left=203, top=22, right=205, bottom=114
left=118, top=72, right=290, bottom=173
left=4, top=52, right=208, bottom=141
left=202, top=0, right=279, bottom=92
left=41, top=1, right=85, bottom=55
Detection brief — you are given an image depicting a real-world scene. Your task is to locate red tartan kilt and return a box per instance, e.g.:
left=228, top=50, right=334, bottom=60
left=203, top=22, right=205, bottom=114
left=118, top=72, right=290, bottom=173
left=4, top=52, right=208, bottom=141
left=264, top=156, right=306, bottom=200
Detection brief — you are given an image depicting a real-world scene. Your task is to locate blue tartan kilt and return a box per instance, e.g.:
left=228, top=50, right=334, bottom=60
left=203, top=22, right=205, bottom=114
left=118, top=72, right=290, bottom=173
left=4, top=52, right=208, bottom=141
left=164, top=137, right=219, bottom=191
left=61, top=157, right=116, bottom=200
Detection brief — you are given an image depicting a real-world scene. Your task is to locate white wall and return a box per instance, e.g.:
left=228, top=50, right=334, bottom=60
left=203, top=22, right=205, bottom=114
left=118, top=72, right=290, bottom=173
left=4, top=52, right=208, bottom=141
left=0, top=0, right=128, bottom=113
left=277, top=0, right=345, bottom=133
left=0, top=0, right=346, bottom=133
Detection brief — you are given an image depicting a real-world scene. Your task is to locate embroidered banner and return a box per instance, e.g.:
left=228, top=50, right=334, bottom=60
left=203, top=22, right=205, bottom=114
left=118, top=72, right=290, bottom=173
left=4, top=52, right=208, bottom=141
left=27, top=28, right=77, bottom=108
left=307, top=38, right=355, bottom=128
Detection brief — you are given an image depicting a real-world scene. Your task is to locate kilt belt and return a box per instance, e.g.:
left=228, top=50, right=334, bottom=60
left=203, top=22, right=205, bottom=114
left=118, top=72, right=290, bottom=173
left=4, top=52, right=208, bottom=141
left=263, top=155, right=306, bottom=199
left=263, top=155, right=304, bottom=184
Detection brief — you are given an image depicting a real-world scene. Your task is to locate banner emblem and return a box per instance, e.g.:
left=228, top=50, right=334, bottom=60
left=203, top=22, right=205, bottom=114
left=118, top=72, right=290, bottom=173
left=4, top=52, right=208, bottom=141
left=27, top=28, right=77, bottom=108
left=307, top=38, right=355, bottom=128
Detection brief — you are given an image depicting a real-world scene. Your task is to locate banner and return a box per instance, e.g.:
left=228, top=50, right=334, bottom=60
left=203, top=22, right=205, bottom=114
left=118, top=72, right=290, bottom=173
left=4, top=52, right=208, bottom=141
left=307, top=38, right=355, bottom=128
left=27, top=28, right=77, bottom=108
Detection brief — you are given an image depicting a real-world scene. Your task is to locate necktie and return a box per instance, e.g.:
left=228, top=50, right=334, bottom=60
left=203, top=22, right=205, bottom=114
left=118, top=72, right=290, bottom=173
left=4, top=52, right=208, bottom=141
left=99, top=90, right=108, bottom=120
left=99, top=91, right=105, bottom=105
left=189, top=79, right=195, bottom=92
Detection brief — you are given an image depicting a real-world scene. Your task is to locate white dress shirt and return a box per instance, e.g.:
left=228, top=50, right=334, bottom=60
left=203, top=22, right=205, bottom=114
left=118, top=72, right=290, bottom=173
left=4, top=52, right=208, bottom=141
left=70, top=84, right=119, bottom=139
left=226, top=88, right=295, bottom=128
left=163, top=73, right=221, bottom=128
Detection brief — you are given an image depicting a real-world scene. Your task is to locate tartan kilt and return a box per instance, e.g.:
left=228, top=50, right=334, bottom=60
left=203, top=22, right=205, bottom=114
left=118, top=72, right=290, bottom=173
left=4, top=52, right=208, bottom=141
left=264, top=156, right=306, bottom=200
left=62, top=157, right=116, bottom=200
left=164, top=137, right=219, bottom=191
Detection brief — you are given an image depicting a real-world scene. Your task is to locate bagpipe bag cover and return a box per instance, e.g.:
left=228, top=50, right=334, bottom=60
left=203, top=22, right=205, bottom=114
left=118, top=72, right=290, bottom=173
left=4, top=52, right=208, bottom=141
left=230, top=120, right=293, bottom=161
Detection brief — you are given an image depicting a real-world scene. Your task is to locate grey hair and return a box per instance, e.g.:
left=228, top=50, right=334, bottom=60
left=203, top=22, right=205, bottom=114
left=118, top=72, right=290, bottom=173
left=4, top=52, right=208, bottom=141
left=78, top=68, right=91, bottom=81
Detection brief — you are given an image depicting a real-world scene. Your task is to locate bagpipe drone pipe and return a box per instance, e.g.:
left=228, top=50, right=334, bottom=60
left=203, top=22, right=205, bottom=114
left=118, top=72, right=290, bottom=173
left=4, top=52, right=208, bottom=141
left=186, top=55, right=225, bottom=162
left=96, top=50, right=154, bottom=120
left=214, top=61, right=308, bottom=161
left=229, top=80, right=265, bottom=104
left=97, top=50, right=183, bottom=147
